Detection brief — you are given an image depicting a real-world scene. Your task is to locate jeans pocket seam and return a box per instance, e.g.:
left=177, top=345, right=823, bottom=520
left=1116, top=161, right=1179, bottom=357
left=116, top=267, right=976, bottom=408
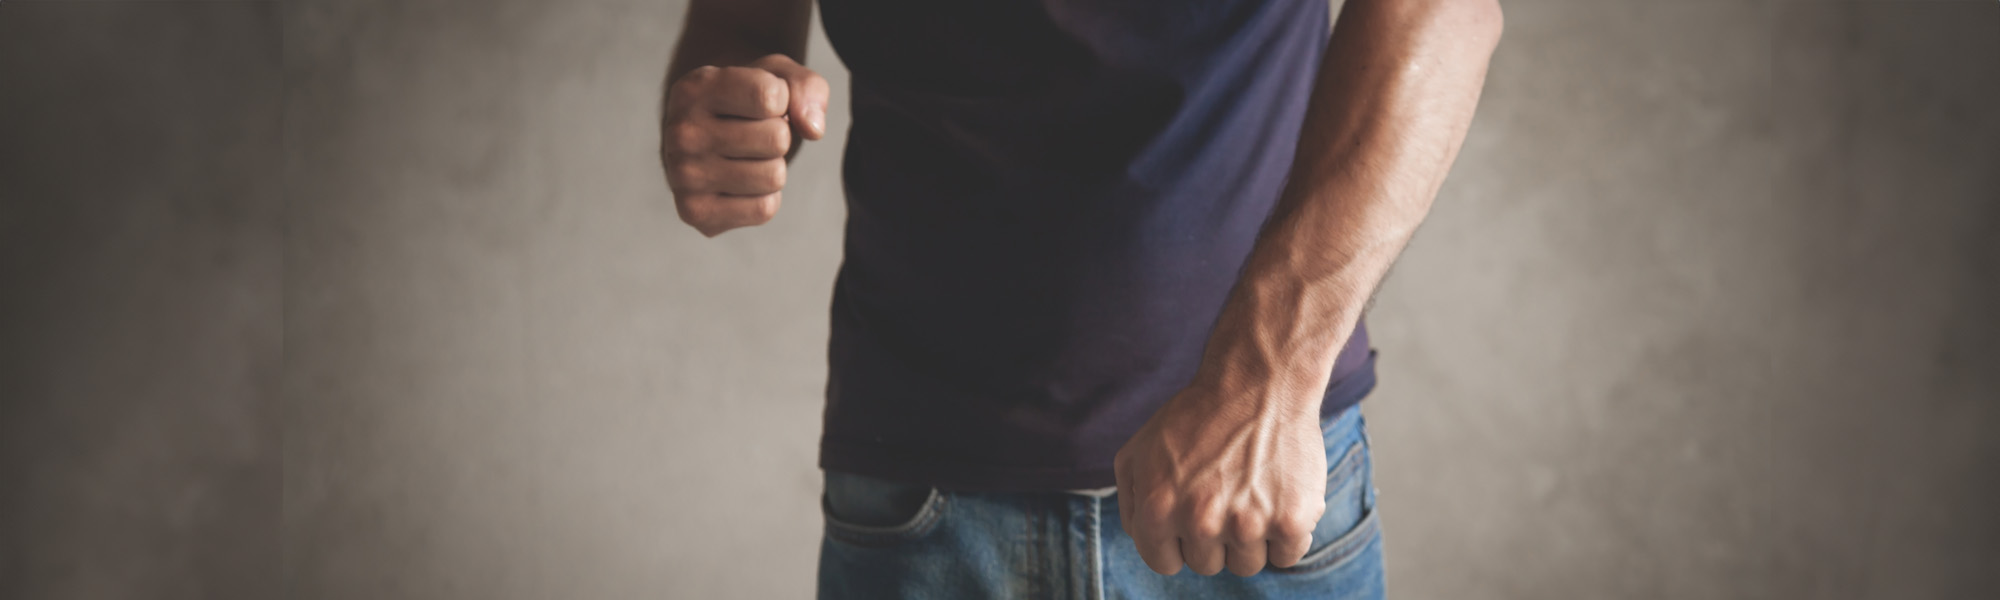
left=1325, top=440, right=1367, bottom=489
left=1270, top=509, right=1381, bottom=574
left=823, top=487, right=948, bottom=547
left=1266, top=439, right=1374, bottom=575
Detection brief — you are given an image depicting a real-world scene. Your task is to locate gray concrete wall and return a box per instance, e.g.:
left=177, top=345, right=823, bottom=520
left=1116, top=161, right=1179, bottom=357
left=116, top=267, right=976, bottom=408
left=1, top=3, right=282, bottom=598
left=2, top=1, right=1994, bottom=599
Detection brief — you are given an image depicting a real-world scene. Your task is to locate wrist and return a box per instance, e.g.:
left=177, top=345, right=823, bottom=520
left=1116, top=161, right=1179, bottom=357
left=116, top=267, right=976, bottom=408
left=1197, top=317, right=1341, bottom=389
left=1189, top=297, right=1352, bottom=419
left=1183, top=357, right=1328, bottom=422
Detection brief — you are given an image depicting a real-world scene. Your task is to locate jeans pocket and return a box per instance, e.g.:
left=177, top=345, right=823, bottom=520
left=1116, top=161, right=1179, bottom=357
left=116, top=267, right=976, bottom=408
left=1270, top=438, right=1380, bottom=575
left=821, top=470, right=949, bottom=548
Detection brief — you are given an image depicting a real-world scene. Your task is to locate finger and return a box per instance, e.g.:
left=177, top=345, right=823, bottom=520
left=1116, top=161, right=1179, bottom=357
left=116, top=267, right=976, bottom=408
left=1225, top=537, right=1269, bottom=577
left=664, top=65, right=718, bottom=122
left=699, top=66, right=788, bottom=120
left=1265, top=510, right=1317, bottom=569
left=1182, top=535, right=1226, bottom=577
left=1222, top=511, right=1271, bottom=576
left=675, top=193, right=781, bottom=237
left=669, top=156, right=785, bottom=196
left=1138, top=535, right=1184, bottom=576
left=1131, top=493, right=1185, bottom=576
left=750, top=54, right=830, bottom=140
left=707, top=117, right=791, bottom=160
left=1178, top=501, right=1230, bottom=576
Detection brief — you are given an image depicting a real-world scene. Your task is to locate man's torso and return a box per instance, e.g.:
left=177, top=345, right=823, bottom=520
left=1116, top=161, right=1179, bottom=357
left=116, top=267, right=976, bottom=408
left=818, top=0, right=1375, bottom=491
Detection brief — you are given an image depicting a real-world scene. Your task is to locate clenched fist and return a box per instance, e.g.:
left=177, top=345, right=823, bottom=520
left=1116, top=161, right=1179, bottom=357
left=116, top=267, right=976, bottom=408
left=1115, top=388, right=1329, bottom=577
left=661, top=53, right=828, bottom=237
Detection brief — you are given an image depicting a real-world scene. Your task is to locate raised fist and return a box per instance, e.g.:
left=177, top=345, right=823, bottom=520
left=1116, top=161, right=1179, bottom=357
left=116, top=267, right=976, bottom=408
left=661, top=53, right=828, bottom=237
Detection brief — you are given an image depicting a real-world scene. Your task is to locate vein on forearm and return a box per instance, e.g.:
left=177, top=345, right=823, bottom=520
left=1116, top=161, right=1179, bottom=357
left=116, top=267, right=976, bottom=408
left=1194, top=0, right=1502, bottom=409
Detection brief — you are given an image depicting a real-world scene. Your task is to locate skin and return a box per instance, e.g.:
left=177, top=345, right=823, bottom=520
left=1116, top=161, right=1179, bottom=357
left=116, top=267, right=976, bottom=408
left=661, top=0, right=825, bottom=237
left=663, top=0, right=1502, bottom=578
left=1117, top=0, right=1503, bottom=577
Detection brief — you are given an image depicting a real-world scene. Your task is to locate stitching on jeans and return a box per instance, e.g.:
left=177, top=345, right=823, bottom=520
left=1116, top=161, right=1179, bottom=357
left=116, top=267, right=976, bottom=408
left=823, top=487, right=949, bottom=547
left=1267, top=440, right=1377, bottom=575
left=1090, top=496, right=1105, bottom=600
left=1325, top=440, right=1367, bottom=492
left=1274, top=511, right=1381, bottom=574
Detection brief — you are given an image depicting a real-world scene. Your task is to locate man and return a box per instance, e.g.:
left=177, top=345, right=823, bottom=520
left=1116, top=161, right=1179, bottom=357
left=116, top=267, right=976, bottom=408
left=660, top=0, right=1499, bottom=596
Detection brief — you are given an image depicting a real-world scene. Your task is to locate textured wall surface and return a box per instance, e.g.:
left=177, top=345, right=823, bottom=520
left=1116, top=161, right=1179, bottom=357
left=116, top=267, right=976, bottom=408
left=2, top=1, right=1995, bottom=599
left=0, top=3, right=283, bottom=599
left=1367, top=3, right=2000, bottom=598
left=279, top=2, right=846, bottom=598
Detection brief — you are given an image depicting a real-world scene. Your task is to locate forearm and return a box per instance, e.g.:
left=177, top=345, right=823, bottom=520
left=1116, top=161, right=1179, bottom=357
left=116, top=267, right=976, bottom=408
left=1191, top=0, right=1502, bottom=414
left=667, top=0, right=813, bottom=82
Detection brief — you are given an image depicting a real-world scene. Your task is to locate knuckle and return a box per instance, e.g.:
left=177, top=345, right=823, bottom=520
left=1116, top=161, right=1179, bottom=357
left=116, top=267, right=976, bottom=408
left=762, top=122, right=792, bottom=153
left=752, top=53, right=795, bottom=70
left=761, top=162, right=788, bottom=191
left=1187, top=515, right=1225, bottom=541
left=1273, top=512, right=1317, bottom=540
left=671, top=67, right=718, bottom=103
left=669, top=163, right=704, bottom=190
left=675, top=196, right=712, bottom=226
left=748, top=194, right=781, bottom=224
left=1139, top=494, right=1177, bottom=525
left=665, top=121, right=704, bottom=153
left=754, top=78, right=788, bottom=115
left=1184, top=496, right=1222, bottom=520
left=675, top=66, right=715, bottom=90
left=1226, top=514, right=1267, bottom=545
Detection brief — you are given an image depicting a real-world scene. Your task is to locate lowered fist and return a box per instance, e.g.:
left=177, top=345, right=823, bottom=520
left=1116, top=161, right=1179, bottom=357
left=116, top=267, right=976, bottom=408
left=1115, top=388, right=1329, bottom=577
left=661, top=53, right=828, bottom=237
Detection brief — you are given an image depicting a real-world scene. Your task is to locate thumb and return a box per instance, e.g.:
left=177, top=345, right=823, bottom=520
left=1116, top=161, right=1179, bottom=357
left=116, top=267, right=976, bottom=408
left=751, top=53, right=830, bottom=141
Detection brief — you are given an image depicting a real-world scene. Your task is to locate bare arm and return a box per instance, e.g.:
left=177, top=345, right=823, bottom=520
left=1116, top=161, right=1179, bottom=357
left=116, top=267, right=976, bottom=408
left=661, top=0, right=828, bottom=237
left=1115, top=0, right=1503, bottom=577
left=666, top=0, right=813, bottom=84
left=1201, top=0, right=1500, bottom=414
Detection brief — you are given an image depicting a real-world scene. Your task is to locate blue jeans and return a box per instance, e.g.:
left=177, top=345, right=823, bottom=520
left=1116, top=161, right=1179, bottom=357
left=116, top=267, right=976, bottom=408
left=818, top=406, right=1383, bottom=599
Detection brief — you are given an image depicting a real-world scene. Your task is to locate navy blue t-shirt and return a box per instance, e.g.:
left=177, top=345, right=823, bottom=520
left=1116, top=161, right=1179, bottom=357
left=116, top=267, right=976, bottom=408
left=818, top=0, right=1375, bottom=491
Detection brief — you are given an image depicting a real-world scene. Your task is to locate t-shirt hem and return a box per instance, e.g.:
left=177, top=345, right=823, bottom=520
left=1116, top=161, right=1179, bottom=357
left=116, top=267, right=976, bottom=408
left=819, top=352, right=1379, bottom=493
left=819, top=444, right=1121, bottom=492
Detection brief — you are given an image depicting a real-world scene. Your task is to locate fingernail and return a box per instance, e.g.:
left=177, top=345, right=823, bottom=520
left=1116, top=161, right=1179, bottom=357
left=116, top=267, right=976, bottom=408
left=811, top=108, right=825, bottom=134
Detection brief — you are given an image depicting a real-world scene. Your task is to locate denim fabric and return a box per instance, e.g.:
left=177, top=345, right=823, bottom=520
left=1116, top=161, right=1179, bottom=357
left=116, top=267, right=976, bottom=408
left=818, top=406, right=1383, bottom=600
